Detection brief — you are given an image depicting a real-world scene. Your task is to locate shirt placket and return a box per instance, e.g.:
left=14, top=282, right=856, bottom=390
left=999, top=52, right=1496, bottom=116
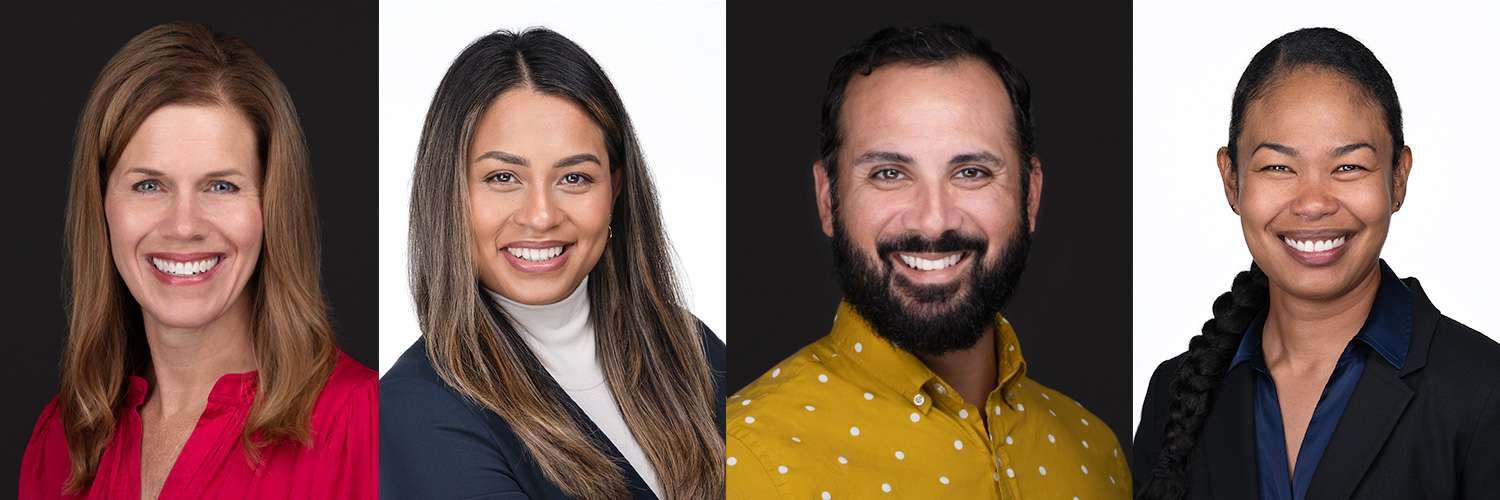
left=922, top=379, right=1009, bottom=499
left=986, top=387, right=1024, bottom=500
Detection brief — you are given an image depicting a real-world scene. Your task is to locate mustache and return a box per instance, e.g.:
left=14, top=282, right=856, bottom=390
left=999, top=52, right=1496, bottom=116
left=875, top=231, right=988, bottom=262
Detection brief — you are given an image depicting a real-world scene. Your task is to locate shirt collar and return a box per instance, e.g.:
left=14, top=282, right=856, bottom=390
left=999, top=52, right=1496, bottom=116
left=827, top=301, right=1028, bottom=408
left=1230, top=260, right=1413, bottom=371
left=126, top=370, right=260, bottom=409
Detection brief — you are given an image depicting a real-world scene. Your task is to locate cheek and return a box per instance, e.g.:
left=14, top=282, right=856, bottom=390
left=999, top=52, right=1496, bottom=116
left=103, top=195, right=151, bottom=260
left=571, top=191, right=614, bottom=234
left=466, top=193, right=514, bottom=244
left=838, top=189, right=898, bottom=242
left=1341, top=180, right=1393, bottom=223
left=1236, top=180, right=1288, bottom=229
left=215, top=199, right=264, bottom=259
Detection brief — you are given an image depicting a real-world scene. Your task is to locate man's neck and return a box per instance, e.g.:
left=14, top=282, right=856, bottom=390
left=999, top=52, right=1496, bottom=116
left=918, top=325, right=998, bottom=408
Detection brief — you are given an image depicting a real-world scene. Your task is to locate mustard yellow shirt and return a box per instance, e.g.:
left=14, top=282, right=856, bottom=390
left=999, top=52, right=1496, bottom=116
left=727, top=303, right=1130, bottom=499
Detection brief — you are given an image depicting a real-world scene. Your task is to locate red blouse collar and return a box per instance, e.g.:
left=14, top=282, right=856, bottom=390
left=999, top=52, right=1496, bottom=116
left=125, top=370, right=260, bottom=409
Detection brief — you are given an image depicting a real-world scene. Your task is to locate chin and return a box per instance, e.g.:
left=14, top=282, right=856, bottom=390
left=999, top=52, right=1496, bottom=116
left=495, top=279, right=575, bottom=305
left=143, top=308, right=226, bottom=329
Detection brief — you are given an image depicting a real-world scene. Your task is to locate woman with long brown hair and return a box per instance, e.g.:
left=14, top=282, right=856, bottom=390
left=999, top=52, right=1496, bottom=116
left=19, top=22, right=377, bottom=499
left=380, top=27, right=725, bottom=500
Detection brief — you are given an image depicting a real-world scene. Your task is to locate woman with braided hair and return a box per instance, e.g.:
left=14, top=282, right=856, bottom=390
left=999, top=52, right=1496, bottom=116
left=1133, top=28, right=1500, bottom=499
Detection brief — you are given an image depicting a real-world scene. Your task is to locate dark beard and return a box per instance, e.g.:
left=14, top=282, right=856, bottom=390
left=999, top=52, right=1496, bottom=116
left=831, top=215, right=1030, bottom=357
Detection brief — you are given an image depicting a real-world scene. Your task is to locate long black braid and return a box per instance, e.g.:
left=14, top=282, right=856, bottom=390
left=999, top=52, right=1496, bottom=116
left=1138, top=27, right=1403, bottom=499
left=1138, top=265, right=1267, bottom=499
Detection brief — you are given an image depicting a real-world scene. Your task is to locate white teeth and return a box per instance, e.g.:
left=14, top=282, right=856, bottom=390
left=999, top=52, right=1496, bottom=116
left=1283, top=236, right=1346, bottom=253
left=150, top=257, right=220, bottom=277
left=506, top=246, right=564, bottom=262
left=898, top=253, right=961, bottom=271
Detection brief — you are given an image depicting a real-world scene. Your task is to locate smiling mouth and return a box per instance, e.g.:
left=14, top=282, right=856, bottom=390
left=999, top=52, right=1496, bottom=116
left=150, top=256, right=222, bottom=277
left=896, top=252, right=966, bottom=271
left=1280, top=235, right=1349, bottom=253
left=505, top=245, right=566, bottom=262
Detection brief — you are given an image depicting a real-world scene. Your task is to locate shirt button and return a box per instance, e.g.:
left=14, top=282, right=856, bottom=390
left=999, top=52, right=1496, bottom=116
left=913, top=393, right=926, bottom=406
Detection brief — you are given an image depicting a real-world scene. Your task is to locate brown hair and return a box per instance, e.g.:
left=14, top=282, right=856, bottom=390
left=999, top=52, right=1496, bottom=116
left=59, top=22, right=335, bottom=492
left=408, top=28, right=723, bottom=499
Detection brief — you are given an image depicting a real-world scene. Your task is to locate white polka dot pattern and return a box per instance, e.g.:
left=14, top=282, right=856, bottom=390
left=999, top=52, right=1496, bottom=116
left=725, top=304, right=1132, bottom=499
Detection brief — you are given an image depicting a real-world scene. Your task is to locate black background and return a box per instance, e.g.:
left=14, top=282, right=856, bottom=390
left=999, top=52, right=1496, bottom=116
left=0, top=1, right=377, bottom=493
left=727, top=0, right=1135, bottom=455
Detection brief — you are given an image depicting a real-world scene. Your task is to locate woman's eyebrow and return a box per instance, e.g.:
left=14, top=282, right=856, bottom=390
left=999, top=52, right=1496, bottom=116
left=1330, top=143, right=1375, bottom=157
left=473, top=150, right=528, bottom=166
left=554, top=153, right=601, bottom=168
left=1252, top=142, right=1297, bottom=156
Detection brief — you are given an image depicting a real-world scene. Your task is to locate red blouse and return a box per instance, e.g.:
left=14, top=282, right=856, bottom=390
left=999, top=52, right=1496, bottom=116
left=19, top=351, right=377, bottom=500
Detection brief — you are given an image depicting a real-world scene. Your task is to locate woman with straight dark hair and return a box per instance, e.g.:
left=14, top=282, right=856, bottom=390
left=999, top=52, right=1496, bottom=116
left=1133, top=28, right=1500, bottom=499
left=19, top=22, right=377, bottom=499
left=380, top=27, right=725, bottom=500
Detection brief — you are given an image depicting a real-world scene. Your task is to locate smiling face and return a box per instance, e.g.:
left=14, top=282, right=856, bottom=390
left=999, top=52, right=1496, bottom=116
left=467, top=88, right=617, bottom=305
left=105, top=104, right=264, bottom=330
left=1219, top=67, right=1411, bottom=301
left=815, top=58, right=1042, bottom=354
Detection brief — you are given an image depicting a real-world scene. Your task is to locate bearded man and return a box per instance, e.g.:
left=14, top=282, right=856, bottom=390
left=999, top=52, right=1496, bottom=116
left=726, top=24, right=1130, bottom=499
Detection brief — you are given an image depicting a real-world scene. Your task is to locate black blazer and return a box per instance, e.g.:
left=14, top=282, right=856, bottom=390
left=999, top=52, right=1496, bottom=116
left=1134, top=278, right=1500, bottom=499
left=380, top=320, right=726, bottom=499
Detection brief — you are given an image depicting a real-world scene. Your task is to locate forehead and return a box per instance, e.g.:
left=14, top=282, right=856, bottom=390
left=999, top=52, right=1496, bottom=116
left=839, top=58, right=1015, bottom=162
left=119, top=104, right=259, bottom=172
left=471, top=88, right=605, bottom=159
left=1241, top=68, right=1389, bottom=153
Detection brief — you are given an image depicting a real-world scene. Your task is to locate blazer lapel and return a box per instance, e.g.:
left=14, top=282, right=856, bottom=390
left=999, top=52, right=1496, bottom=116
left=1303, top=354, right=1412, bottom=499
left=540, top=371, right=659, bottom=500
left=1204, top=365, right=1258, bottom=500
left=1304, top=277, right=1435, bottom=500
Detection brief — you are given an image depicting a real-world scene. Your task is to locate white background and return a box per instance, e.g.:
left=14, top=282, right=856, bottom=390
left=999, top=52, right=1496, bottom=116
left=1133, top=0, right=1500, bottom=428
left=378, top=0, right=727, bottom=375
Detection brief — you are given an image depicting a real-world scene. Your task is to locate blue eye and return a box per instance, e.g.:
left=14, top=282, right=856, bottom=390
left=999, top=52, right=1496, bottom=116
left=133, top=180, right=163, bottom=193
left=208, top=180, right=240, bottom=193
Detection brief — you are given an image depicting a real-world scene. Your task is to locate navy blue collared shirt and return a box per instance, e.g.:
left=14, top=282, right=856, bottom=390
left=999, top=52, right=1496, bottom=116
left=1228, top=260, right=1412, bottom=500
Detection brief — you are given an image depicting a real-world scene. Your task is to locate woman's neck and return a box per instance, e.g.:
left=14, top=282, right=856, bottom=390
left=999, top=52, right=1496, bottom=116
left=1261, top=262, right=1383, bottom=372
left=141, top=294, right=258, bottom=417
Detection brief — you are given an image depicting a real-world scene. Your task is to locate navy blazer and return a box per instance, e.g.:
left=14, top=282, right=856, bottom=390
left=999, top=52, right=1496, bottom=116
left=381, top=320, right=726, bottom=499
left=1133, top=278, right=1500, bottom=499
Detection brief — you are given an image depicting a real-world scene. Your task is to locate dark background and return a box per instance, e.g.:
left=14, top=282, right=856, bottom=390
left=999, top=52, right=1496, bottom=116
left=727, top=0, right=1134, bottom=455
left=0, top=1, right=377, bottom=493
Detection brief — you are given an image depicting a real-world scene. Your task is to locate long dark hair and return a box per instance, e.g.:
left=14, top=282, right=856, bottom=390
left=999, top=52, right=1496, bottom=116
left=407, top=28, right=722, bottom=499
left=1138, top=28, right=1403, bottom=499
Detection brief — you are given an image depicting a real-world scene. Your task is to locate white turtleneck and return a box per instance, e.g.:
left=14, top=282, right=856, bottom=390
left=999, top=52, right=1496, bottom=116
left=485, top=277, right=663, bottom=498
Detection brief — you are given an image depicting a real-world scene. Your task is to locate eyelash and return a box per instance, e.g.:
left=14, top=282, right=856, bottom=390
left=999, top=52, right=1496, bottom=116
left=870, top=168, right=905, bottom=181
left=483, top=172, right=595, bottom=186
left=954, top=167, right=992, bottom=179
left=869, top=167, right=992, bottom=180
left=132, top=180, right=240, bottom=193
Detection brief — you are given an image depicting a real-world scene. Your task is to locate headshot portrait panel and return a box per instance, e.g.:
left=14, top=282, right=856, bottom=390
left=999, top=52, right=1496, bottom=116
left=725, top=0, right=1132, bottom=498
left=1132, top=0, right=1500, bottom=498
left=376, top=1, right=726, bottom=498
left=376, top=0, right=727, bottom=367
left=1, top=1, right=378, bottom=498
